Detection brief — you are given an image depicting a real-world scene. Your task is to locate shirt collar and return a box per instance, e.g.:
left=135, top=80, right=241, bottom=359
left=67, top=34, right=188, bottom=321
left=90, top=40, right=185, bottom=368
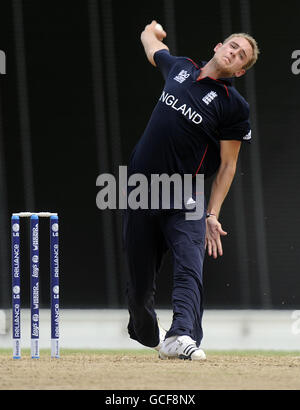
left=199, top=61, right=234, bottom=86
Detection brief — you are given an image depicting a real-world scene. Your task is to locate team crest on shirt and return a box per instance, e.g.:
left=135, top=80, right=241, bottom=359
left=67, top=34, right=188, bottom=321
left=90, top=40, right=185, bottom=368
left=174, top=70, right=190, bottom=83
left=202, top=91, right=218, bottom=105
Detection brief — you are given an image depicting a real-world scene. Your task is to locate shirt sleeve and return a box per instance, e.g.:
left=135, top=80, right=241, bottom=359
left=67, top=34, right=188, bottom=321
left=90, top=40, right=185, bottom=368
left=219, top=98, right=252, bottom=143
left=153, top=49, right=178, bottom=80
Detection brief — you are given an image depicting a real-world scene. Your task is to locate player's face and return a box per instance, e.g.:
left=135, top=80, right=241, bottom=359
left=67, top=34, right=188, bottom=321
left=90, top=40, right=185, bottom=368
left=213, top=37, right=253, bottom=77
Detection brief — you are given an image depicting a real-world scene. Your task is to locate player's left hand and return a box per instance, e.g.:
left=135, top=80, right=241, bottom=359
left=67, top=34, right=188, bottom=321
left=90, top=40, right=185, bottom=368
left=205, top=216, right=227, bottom=258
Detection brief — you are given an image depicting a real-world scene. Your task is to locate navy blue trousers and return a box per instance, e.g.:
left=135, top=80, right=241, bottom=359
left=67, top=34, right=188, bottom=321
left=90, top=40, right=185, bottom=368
left=123, top=208, right=206, bottom=348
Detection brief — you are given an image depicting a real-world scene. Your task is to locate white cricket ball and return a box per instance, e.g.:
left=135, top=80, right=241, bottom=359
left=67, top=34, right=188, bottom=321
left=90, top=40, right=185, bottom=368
left=155, top=23, right=163, bottom=32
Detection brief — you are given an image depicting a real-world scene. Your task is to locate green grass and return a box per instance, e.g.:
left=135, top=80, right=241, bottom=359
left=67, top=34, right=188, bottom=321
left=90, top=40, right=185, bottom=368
left=207, top=350, right=300, bottom=356
left=1, top=348, right=300, bottom=356
left=0, top=348, right=155, bottom=356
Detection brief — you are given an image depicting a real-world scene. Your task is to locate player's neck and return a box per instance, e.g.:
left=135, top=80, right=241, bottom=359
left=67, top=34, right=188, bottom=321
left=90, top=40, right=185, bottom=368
left=198, top=59, right=231, bottom=80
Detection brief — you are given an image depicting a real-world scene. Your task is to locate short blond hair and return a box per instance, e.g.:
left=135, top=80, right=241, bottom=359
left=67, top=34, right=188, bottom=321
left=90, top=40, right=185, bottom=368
left=223, top=33, right=260, bottom=70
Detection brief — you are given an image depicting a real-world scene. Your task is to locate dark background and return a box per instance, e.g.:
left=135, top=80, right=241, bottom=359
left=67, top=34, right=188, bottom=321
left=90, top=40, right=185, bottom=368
left=0, top=0, right=299, bottom=310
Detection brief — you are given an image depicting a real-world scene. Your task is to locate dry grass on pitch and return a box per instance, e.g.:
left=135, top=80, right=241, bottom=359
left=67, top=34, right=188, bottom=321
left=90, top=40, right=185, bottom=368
left=0, top=349, right=300, bottom=390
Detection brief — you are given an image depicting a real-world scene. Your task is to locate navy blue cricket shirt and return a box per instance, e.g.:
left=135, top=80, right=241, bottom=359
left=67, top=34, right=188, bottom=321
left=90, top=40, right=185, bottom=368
left=128, top=49, right=251, bottom=180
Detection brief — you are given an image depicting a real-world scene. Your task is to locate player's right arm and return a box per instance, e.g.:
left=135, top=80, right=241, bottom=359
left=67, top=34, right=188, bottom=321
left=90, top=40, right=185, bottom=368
left=141, top=20, right=169, bottom=66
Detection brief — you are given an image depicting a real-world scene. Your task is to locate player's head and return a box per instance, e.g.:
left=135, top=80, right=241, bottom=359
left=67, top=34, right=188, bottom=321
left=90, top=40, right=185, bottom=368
left=213, top=33, right=260, bottom=77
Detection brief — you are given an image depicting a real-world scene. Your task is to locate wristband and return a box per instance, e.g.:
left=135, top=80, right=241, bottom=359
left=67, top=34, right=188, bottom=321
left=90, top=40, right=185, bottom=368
left=206, top=213, right=217, bottom=218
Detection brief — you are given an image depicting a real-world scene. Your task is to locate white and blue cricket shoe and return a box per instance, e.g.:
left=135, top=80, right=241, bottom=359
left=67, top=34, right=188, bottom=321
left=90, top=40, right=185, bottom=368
left=159, top=335, right=206, bottom=361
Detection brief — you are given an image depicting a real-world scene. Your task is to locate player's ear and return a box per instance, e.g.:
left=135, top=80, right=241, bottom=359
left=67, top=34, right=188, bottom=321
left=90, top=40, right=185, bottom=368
left=214, top=42, right=223, bottom=52
left=234, top=69, right=246, bottom=78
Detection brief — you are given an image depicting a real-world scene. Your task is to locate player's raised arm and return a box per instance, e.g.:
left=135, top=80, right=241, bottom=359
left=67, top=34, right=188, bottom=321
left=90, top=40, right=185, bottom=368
left=140, top=20, right=169, bottom=66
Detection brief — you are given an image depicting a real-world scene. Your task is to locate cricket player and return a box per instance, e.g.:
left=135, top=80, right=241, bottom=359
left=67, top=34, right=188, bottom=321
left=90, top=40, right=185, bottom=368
left=123, top=20, right=259, bottom=360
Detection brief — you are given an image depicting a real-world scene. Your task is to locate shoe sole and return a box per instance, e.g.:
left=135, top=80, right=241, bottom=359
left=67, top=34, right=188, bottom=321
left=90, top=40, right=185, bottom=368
left=159, top=352, right=206, bottom=361
left=178, top=354, right=192, bottom=360
left=159, top=352, right=178, bottom=360
left=179, top=353, right=206, bottom=361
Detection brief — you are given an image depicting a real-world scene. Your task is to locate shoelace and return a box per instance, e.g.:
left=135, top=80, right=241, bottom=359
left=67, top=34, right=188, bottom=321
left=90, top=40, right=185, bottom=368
left=178, top=336, right=197, bottom=345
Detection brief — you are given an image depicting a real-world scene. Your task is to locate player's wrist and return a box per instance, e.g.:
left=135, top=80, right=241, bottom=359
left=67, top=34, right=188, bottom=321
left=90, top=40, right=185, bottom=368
left=206, top=212, right=217, bottom=219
